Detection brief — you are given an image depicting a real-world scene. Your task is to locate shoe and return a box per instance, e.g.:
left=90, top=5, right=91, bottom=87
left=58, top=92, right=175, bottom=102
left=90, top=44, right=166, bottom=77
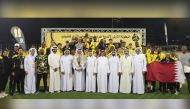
left=150, top=86, right=153, bottom=90
left=49, top=92, right=54, bottom=94
left=146, top=88, right=152, bottom=93
left=35, top=91, right=39, bottom=95
left=44, top=90, right=48, bottom=94
left=163, top=90, right=169, bottom=93
left=168, top=89, right=171, bottom=92
left=9, top=93, right=14, bottom=96
left=174, top=92, right=179, bottom=95
left=158, top=89, right=162, bottom=92
left=3, top=92, right=8, bottom=97
left=0, top=94, right=5, bottom=98
left=174, top=91, right=179, bottom=95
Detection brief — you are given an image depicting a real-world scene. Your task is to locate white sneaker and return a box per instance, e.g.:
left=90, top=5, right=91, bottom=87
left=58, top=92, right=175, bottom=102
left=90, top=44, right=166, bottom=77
left=150, top=86, right=153, bottom=90
left=3, top=92, right=8, bottom=97
left=0, top=94, right=5, bottom=99
left=175, top=91, right=179, bottom=95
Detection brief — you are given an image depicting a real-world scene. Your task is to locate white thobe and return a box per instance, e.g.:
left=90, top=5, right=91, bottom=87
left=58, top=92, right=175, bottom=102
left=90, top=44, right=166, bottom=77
left=120, top=55, right=134, bottom=93
left=108, top=56, right=120, bottom=93
left=73, top=56, right=86, bottom=91
left=24, top=55, right=36, bottom=94
left=97, top=56, right=110, bottom=93
left=133, top=54, right=147, bottom=94
left=48, top=53, right=61, bottom=93
left=86, top=56, right=97, bottom=92
left=60, top=55, right=73, bottom=91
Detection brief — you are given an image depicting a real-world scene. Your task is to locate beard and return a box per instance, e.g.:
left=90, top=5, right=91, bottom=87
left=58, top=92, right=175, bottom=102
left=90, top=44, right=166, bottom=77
left=40, top=52, right=44, bottom=55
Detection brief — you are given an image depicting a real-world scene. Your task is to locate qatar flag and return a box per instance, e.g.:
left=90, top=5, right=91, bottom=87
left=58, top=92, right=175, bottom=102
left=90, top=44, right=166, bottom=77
left=147, top=61, right=185, bottom=84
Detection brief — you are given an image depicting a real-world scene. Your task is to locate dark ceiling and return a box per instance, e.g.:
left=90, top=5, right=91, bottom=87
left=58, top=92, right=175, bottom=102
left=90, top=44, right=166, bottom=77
left=0, top=18, right=190, bottom=49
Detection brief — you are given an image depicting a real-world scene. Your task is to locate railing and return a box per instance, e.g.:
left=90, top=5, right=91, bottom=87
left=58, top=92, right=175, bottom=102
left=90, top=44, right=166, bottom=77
left=0, top=44, right=189, bottom=53
left=151, top=45, right=188, bottom=51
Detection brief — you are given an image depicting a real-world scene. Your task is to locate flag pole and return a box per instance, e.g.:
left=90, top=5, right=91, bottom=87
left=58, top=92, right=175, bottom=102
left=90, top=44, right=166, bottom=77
left=164, top=23, right=168, bottom=46
left=164, top=23, right=169, bottom=51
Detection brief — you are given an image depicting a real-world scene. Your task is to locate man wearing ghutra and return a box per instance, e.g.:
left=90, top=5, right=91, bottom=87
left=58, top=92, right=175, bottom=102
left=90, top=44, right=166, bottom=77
left=48, top=46, right=61, bottom=93
left=97, top=50, right=110, bottom=93
left=73, top=49, right=86, bottom=91
left=24, top=48, right=37, bottom=94
left=133, top=47, right=147, bottom=94
left=108, top=49, right=121, bottom=93
left=119, top=48, right=134, bottom=93
left=85, top=49, right=97, bottom=92
left=60, top=49, right=73, bottom=92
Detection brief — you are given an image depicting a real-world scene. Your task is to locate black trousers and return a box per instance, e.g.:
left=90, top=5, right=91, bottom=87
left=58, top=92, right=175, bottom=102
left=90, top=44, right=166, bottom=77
left=9, top=69, right=25, bottom=95
left=185, top=73, right=190, bottom=93
left=0, top=73, right=9, bottom=92
left=9, top=74, right=17, bottom=95
left=151, top=81, right=156, bottom=92
left=167, top=82, right=176, bottom=93
left=144, top=72, right=148, bottom=88
left=36, top=73, right=48, bottom=92
left=176, top=82, right=180, bottom=92
left=0, top=75, right=3, bottom=92
left=159, top=82, right=178, bottom=93
left=16, top=71, right=25, bottom=94
left=159, top=82, right=167, bottom=92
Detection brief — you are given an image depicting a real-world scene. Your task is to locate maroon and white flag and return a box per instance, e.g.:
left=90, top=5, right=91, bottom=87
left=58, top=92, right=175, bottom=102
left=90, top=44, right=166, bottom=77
left=147, top=61, right=185, bottom=84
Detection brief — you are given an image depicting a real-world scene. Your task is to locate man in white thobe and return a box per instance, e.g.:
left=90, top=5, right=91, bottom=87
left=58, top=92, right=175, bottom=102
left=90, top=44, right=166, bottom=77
left=120, top=48, right=134, bottom=93
left=73, top=49, right=86, bottom=91
left=24, top=48, right=36, bottom=94
left=108, top=50, right=120, bottom=93
left=133, top=47, right=147, bottom=94
left=97, top=50, right=110, bottom=93
left=86, top=49, right=97, bottom=92
left=60, top=49, right=73, bottom=92
left=48, top=46, right=61, bottom=93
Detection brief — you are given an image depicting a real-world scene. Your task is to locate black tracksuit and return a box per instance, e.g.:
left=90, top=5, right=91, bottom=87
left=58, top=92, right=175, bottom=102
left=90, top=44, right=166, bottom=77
left=9, top=55, right=25, bottom=95
left=0, top=56, right=11, bottom=93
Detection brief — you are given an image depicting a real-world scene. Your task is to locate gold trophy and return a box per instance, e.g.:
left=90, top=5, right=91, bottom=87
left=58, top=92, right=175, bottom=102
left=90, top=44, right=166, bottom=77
left=77, top=56, right=81, bottom=68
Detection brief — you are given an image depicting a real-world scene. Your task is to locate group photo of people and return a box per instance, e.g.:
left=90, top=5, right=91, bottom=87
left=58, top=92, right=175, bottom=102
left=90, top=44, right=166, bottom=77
left=0, top=34, right=189, bottom=99
left=0, top=18, right=190, bottom=100
left=1, top=0, right=190, bottom=108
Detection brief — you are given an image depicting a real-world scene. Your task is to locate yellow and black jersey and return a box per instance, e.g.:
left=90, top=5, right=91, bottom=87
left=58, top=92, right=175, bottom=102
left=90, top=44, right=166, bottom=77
left=146, top=53, right=160, bottom=64
left=170, top=55, right=178, bottom=61
left=38, top=47, right=47, bottom=55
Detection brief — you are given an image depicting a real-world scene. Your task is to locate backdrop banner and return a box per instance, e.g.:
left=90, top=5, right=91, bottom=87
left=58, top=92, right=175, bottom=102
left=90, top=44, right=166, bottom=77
left=11, top=26, right=26, bottom=50
left=41, top=28, right=146, bottom=48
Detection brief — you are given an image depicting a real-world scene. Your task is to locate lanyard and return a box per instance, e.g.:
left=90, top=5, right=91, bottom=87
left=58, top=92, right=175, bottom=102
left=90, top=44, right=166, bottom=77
left=19, top=56, right=23, bottom=65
